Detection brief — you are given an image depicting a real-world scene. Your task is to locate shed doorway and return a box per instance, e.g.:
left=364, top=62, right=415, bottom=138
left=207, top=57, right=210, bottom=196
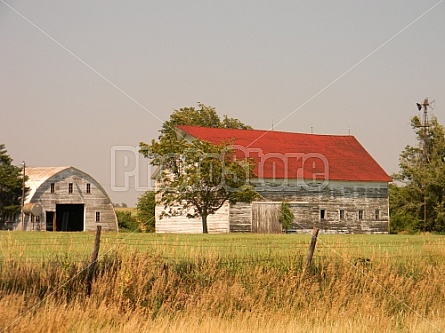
left=55, top=204, right=84, bottom=231
left=46, top=211, right=55, bottom=231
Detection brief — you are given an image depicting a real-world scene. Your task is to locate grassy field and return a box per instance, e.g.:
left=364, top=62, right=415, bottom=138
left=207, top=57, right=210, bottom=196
left=114, top=207, right=137, bottom=215
left=1, top=231, right=445, bottom=263
left=1, top=231, right=445, bottom=332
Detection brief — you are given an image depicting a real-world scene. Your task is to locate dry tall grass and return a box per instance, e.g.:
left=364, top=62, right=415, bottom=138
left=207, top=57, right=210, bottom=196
left=1, top=246, right=445, bottom=333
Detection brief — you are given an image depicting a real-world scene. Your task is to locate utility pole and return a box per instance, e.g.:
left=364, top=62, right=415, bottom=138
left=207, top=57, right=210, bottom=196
left=21, top=161, right=25, bottom=230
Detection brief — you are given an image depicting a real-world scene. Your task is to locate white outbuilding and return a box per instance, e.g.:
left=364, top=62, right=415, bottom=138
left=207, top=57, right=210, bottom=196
left=13, top=166, right=118, bottom=231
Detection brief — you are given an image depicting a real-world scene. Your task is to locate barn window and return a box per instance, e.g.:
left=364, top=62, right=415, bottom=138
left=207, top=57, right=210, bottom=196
left=320, top=209, right=326, bottom=220
left=358, top=209, right=364, bottom=220
left=375, top=209, right=380, bottom=220
left=86, top=183, right=91, bottom=194
left=339, top=209, right=345, bottom=220
left=50, top=183, right=55, bottom=194
left=95, top=212, right=101, bottom=222
left=68, top=183, right=73, bottom=194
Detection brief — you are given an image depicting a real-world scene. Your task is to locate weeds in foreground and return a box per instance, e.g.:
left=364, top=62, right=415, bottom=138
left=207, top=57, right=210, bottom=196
left=1, top=249, right=445, bottom=332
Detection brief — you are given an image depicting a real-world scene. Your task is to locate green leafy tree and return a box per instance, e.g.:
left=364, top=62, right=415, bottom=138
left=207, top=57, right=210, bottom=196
left=279, top=201, right=294, bottom=232
left=140, top=103, right=251, bottom=158
left=137, top=191, right=155, bottom=232
left=155, top=139, right=257, bottom=233
left=0, top=144, right=24, bottom=223
left=388, top=184, right=419, bottom=233
left=158, top=103, right=251, bottom=139
left=139, top=104, right=257, bottom=233
left=391, top=115, right=445, bottom=232
left=116, top=210, right=140, bottom=232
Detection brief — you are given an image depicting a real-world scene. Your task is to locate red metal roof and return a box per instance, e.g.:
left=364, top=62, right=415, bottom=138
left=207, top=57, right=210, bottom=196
left=176, top=125, right=391, bottom=182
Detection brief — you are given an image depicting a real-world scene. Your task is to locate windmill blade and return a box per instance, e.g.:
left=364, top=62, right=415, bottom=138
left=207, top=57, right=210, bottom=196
left=429, top=100, right=436, bottom=110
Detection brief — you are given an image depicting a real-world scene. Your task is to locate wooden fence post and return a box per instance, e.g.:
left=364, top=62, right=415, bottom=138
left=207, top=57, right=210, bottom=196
left=305, top=227, right=319, bottom=270
left=86, top=226, right=101, bottom=295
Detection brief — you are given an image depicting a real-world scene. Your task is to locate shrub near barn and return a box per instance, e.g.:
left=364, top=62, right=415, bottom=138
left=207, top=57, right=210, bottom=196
left=116, top=209, right=139, bottom=232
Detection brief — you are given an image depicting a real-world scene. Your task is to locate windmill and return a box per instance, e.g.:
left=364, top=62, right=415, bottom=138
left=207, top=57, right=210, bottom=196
left=416, top=98, right=435, bottom=160
left=416, top=97, right=434, bottom=230
left=416, top=98, right=434, bottom=132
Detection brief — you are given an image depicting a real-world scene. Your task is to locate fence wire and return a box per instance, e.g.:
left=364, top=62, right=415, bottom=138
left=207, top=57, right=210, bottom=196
left=2, top=233, right=445, bottom=263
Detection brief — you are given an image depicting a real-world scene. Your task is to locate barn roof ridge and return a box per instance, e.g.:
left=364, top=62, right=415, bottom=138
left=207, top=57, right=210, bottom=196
left=176, top=124, right=352, bottom=138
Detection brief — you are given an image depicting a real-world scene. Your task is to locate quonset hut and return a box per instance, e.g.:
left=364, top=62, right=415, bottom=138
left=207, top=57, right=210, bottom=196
left=11, top=166, right=118, bottom=231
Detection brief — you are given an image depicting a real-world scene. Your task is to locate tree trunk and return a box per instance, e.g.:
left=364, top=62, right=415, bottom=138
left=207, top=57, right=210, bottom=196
left=202, top=214, right=208, bottom=234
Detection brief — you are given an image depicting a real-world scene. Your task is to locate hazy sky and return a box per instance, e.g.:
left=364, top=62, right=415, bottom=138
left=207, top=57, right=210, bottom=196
left=1, top=1, right=444, bottom=205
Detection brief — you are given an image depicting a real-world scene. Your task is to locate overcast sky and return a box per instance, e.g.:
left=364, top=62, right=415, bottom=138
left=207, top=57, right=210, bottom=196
left=1, top=1, right=444, bottom=205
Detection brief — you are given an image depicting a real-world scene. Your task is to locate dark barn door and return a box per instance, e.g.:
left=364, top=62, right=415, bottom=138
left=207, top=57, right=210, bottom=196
left=46, top=211, right=54, bottom=231
left=55, top=204, right=84, bottom=231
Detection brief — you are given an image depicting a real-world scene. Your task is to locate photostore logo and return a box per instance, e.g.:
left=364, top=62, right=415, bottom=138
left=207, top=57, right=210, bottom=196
left=111, top=146, right=152, bottom=192
left=111, top=145, right=329, bottom=192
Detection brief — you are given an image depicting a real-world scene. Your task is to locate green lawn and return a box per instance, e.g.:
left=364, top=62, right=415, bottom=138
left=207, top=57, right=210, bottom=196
left=1, top=231, right=445, bottom=265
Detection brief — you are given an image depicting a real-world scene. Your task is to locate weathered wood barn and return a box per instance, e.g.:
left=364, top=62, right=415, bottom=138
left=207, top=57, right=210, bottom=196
left=7, top=166, right=118, bottom=231
left=154, top=126, right=392, bottom=234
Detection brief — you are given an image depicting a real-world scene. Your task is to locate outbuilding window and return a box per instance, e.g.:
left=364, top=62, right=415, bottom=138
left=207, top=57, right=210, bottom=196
left=86, top=183, right=91, bottom=194
left=50, top=183, right=55, bottom=194
left=95, top=212, right=100, bottom=222
left=320, top=209, right=326, bottom=220
left=375, top=209, right=380, bottom=220
left=339, top=209, right=345, bottom=220
left=68, top=183, right=73, bottom=194
left=358, top=210, right=364, bottom=220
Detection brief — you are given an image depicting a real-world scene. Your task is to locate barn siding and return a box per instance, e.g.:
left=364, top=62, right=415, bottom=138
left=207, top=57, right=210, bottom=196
left=155, top=202, right=230, bottom=234
left=253, top=180, right=389, bottom=234
left=154, top=179, right=389, bottom=234
left=229, top=203, right=252, bottom=232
